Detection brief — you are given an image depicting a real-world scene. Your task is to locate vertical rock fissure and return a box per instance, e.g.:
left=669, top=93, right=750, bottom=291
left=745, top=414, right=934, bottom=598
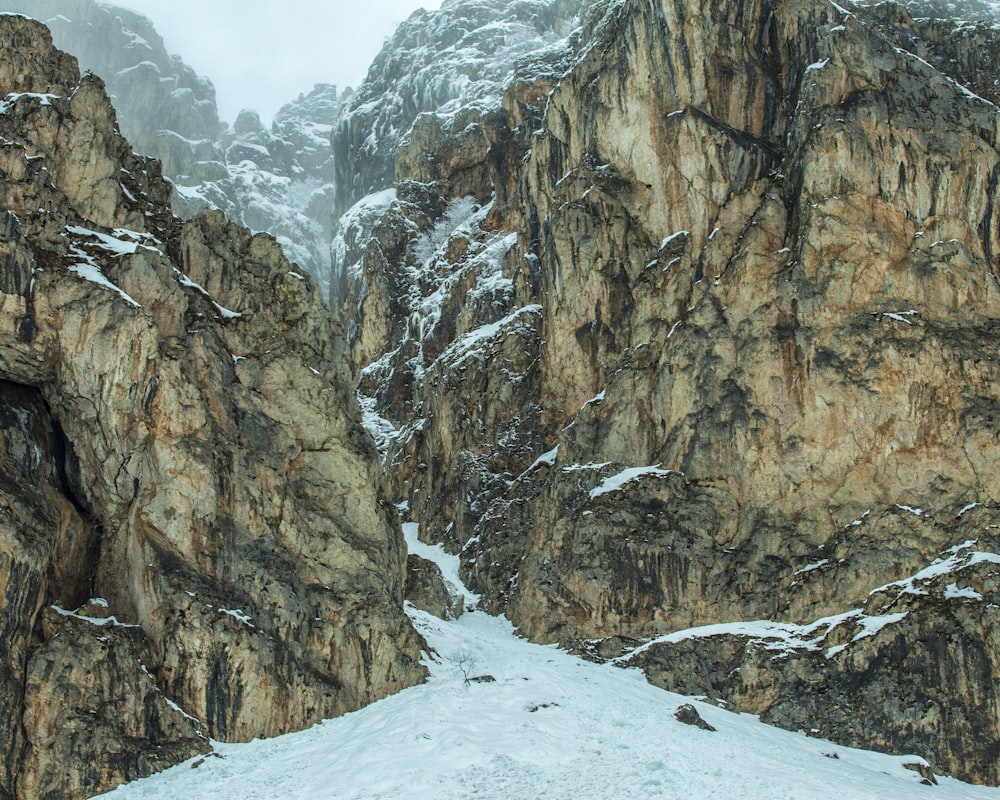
left=979, top=160, right=1000, bottom=276
left=0, top=380, right=101, bottom=604
left=0, top=377, right=104, bottom=797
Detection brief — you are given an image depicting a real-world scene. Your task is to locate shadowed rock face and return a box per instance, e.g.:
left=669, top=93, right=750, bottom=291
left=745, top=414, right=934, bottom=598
left=627, top=522, right=1000, bottom=786
left=0, top=15, right=425, bottom=798
left=337, top=0, right=1000, bottom=785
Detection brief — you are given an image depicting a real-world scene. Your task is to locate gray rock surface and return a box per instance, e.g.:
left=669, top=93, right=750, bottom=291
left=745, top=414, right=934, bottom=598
left=405, top=554, right=464, bottom=620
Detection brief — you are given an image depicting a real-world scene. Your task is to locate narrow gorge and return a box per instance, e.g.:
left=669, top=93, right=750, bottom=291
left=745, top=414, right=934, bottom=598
left=1, top=0, right=1000, bottom=796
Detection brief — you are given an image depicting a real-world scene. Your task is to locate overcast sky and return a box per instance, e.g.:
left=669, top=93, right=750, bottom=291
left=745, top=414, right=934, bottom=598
left=119, top=1, right=443, bottom=124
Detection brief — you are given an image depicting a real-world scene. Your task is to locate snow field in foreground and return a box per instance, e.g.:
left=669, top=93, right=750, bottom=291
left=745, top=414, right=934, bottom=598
left=102, top=535, right=1000, bottom=800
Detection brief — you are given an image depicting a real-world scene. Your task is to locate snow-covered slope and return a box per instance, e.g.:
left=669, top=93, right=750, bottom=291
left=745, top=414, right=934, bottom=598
left=99, top=529, right=998, bottom=800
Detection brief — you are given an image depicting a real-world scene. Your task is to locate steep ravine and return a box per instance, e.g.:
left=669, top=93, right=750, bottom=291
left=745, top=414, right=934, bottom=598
left=0, top=15, right=424, bottom=799
left=339, top=0, right=1000, bottom=785
left=4, top=0, right=1000, bottom=794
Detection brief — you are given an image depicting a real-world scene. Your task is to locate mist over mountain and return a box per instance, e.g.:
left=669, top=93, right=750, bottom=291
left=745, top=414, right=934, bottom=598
left=0, top=0, right=358, bottom=296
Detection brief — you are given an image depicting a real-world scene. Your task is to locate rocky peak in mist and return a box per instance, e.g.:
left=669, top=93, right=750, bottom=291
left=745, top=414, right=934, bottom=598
left=274, top=83, right=352, bottom=180
left=172, top=82, right=353, bottom=297
left=332, top=0, right=583, bottom=218
left=0, top=0, right=221, bottom=160
left=0, top=0, right=351, bottom=297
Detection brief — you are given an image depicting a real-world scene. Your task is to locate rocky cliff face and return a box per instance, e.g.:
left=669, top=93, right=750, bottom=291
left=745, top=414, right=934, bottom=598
left=0, top=15, right=423, bottom=799
left=329, top=0, right=585, bottom=543
left=339, top=0, right=1000, bottom=785
left=0, top=0, right=347, bottom=296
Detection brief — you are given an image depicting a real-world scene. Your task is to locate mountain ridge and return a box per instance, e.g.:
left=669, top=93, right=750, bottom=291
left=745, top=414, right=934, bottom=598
left=0, top=14, right=424, bottom=798
left=0, top=0, right=353, bottom=297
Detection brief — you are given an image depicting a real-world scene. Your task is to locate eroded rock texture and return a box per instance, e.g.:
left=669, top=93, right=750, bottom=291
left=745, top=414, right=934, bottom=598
left=0, top=15, right=424, bottom=799
left=339, top=0, right=1000, bottom=785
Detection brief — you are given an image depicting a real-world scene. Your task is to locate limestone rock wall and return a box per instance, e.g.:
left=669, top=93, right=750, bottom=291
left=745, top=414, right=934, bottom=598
left=0, top=16, right=424, bottom=798
left=501, top=0, right=1000, bottom=643
left=339, top=0, right=1000, bottom=785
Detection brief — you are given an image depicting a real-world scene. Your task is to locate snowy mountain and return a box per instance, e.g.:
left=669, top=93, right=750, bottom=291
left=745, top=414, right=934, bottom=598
left=0, top=0, right=347, bottom=296
left=170, top=85, right=352, bottom=297
left=331, top=0, right=581, bottom=218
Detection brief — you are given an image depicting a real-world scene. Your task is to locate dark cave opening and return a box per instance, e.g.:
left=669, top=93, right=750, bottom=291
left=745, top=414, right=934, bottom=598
left=0, top=378, right=101, bottom=611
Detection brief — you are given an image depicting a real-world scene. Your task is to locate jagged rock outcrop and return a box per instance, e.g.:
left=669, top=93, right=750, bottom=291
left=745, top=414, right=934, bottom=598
left=0, top=0, right=221, bottom=174
left=0, top=15, right=424, bottom=799
left=405, top=554, right=464, bottom=620
left=625, top=524, right=1000, bottom=785
left=338, top=0, right=1000, bottom=785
